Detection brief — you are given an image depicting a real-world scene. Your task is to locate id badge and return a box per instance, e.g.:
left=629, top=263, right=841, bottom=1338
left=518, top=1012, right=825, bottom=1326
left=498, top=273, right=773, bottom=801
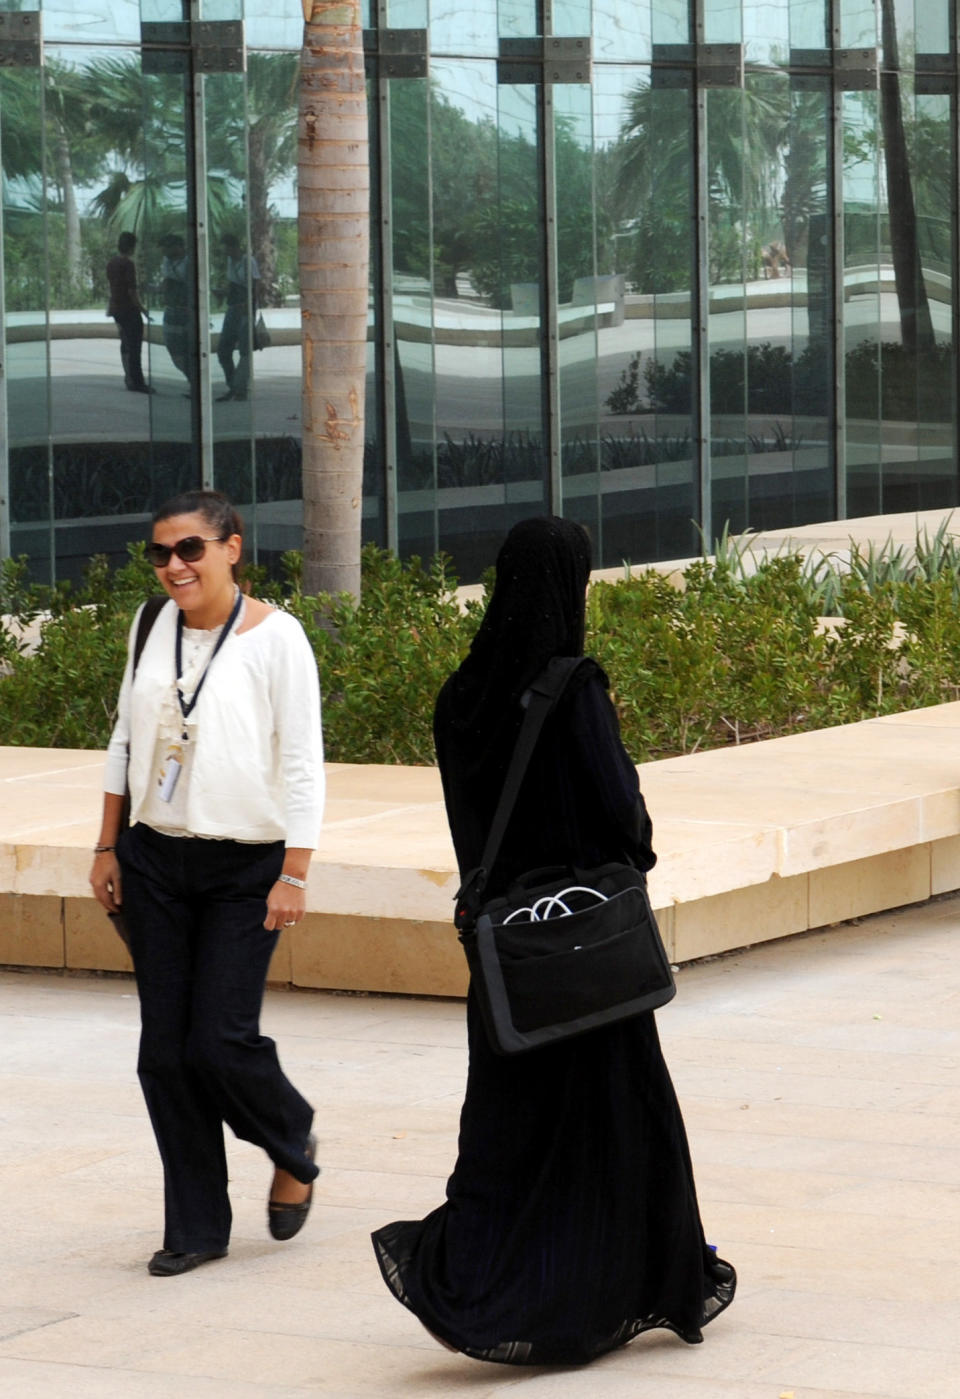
left=158, top=743, right=184, bottom=802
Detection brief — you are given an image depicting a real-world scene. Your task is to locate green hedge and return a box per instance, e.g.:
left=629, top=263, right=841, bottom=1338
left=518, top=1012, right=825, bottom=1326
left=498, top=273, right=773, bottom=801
left=3, top=535, right=960, bottom=765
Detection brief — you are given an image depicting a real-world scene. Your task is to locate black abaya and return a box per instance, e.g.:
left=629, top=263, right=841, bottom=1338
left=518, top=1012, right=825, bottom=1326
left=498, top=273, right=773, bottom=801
left=372, top=670, right=735, bottom=1364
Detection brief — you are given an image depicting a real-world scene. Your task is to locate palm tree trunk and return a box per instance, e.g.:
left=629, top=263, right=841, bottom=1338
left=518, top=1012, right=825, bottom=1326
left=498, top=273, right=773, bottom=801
left=54, top=125, right=83, bottom=290
left=298, top=0, right=369, bottom=601
left=248, top=127, right=279, bottom=306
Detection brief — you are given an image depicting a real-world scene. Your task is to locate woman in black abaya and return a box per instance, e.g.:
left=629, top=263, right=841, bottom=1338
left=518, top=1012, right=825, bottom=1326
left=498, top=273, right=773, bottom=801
left=371, top=517, right=735, bottom=1365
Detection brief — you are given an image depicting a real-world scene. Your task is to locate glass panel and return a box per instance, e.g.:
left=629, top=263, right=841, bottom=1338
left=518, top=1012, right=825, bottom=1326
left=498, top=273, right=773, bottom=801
left=244, top=0, right=302, bottom=52
left=430, top=59, right=511, bottom=576
left=912, top=90, right=954, bottom=509
left=554, top=0, right=590, bottom=39
left=205, top=69, right=255, bottom=534
left=141, top=59, right=199, bottom=507
left=140, top=0, right=187, bottom=25
left=866, top=57, right=955, bottom=513
left=430, top=0, right=496, bottom=58
left=40, top=0, right=140, bottom=45
left=652, top=0, right=690, bottom=46
left=840, top=0, right=877, bottom=50
left=915, top=0, right=949, bottom=54
left=365, top=75, right=384, bottom=551
left=842, top=87, right=882, bottom=514
left=44, top=46, right=157, bottom=581
left=2, top=63, right=53, bottom=581
left=389, top=75, right=435, bottom=560
left=594, top=0, right=655, bottom=65
left=790, top=0, right=829, bottom=50
left=704, top=0, right=742, bottom=45
left=743, top=68, right=833, bottom=531
left=888, top=0, right=916, bottom=58
left=745, top=0, right=789, bottom=66
left=554, top=81, right=599, bottom=548
left=593, top=65, right=698, bottom=563
left=706, top=86, right=748, bottom=536
left=498, top=0, right=536, bottom=42
left=242, top=52, right=301, bottom=559
left=497, top=82, right=548, bottom=523
left=787, top=77, right=834, bottom=523
left=203, top=0, right=241, bottom=19
left=387, top=0, right=427, bottom=26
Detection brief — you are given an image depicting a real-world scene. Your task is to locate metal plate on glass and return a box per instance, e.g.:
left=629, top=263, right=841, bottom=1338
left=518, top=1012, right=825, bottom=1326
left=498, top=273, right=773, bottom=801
left=0, top=10, right=41, bottom=69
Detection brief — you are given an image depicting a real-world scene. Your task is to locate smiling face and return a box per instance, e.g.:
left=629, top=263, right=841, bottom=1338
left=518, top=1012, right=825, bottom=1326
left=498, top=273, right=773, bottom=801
left=151, top=510, right=242, bottom=629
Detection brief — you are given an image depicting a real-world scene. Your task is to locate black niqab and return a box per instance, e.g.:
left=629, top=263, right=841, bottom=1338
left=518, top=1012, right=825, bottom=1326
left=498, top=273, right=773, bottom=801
left=447, top=515, right=592, bottom=763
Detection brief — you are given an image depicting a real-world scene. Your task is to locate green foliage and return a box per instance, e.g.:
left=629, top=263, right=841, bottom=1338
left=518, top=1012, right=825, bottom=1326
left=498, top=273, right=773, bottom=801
left=275, top=545, right=480, bottom=765
left=587, top=554, right=829, bottom=757
left=6, top=529, right=960, bottom=767
left=0, top=547, right=163, bottom=749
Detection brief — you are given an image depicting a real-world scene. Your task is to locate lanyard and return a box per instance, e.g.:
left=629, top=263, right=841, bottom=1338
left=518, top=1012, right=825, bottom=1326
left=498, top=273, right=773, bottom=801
left=174, top=590, right=243, bottom=738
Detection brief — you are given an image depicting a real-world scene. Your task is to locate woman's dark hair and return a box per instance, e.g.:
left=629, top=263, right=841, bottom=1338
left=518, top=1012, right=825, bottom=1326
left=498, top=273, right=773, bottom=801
left=152, top=489, right=244, bottom=582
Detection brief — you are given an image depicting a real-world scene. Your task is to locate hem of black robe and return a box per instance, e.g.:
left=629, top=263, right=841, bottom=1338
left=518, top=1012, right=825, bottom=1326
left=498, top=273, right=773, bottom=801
left=371, top=1226, right=736, bottom=1368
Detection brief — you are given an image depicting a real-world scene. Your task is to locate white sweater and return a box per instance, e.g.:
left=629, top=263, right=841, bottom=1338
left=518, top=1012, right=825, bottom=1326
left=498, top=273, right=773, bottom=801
left=104, top=599, right=324, bottom=848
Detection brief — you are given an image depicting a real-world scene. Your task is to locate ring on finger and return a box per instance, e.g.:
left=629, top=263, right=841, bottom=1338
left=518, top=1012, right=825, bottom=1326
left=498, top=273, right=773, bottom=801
left=283, top=919, right=295, bottom=928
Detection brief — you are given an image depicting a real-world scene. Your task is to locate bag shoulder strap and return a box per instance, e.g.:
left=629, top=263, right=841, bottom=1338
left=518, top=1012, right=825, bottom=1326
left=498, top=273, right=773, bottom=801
left=132, top=594, right=167, bottom=675
left=119, top=594, right=168, bottom=828
left=455, top=656, right=592, bottom=925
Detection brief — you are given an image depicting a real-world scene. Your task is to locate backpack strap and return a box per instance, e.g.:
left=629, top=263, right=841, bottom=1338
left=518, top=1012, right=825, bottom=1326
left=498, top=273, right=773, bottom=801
left=133, top=593, right=167, bottom=675
left=454, top=656, right=592, bottom=928
left=119, top=594, right=168, bottom=829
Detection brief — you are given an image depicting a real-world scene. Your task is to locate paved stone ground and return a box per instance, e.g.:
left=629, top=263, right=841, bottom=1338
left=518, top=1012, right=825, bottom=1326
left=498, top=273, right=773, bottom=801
left=1, top=896, right=958, bottom=1399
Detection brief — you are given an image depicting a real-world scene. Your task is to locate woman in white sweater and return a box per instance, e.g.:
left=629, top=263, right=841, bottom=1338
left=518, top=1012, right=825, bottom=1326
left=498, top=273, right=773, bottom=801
left=90, top=490, right=324, bottom=1277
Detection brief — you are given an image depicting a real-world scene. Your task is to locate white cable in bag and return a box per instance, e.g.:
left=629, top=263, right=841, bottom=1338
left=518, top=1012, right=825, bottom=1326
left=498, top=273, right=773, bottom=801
left=502, top=885, right=607, bottom=924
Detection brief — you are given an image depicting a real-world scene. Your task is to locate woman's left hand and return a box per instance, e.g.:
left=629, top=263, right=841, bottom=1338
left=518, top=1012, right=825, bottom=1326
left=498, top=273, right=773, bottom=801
left=264, top=880, right=306, bottom=932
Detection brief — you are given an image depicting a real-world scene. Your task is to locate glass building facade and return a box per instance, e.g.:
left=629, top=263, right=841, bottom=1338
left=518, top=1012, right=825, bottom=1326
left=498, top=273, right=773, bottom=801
left=0, top=0, right=956, bottom=582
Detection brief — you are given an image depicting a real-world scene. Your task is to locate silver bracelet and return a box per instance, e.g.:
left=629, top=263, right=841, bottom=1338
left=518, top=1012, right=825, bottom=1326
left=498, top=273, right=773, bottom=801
left=278, top=872, right=307, bottom=890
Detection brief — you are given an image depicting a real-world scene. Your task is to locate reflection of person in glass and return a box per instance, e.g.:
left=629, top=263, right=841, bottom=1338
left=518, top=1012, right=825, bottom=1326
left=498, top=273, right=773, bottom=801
left=106, top=231, right=152, bottom=394
left=216, top=233, right=260, bottom=402
left=89, top=489, right=324, bottom=1277
left=159, top=234, right=191, bottom=386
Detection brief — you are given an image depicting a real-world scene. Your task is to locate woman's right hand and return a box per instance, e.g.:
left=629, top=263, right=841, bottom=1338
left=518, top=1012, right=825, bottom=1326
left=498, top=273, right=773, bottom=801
left=90, top=851, right=123, bottom=913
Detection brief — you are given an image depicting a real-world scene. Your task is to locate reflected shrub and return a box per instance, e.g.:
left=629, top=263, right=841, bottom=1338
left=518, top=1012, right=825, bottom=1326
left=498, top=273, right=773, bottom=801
left=608, top=338, right=949, bottom=421
left=844, top=340, right=953, bottom=422
left=9, top=436, right=361, bottom=523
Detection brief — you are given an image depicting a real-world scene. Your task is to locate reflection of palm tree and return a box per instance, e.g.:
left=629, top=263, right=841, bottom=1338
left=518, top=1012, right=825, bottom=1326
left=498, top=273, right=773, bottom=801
left=780, top=89, right=827, bottom=272
left=617, top=79, right=790, bottom=290
left=0, top=69, right=42, bottom=182
left=80, top=52, right=298, bottom=306
left=43, top=59, right=99, bottom=289
left=3, top=61, right=112, bottom=296
left=83, top=56, right=234, bottom=246
left=615, top=76, right=825, bottom=290
left=85, top=56, right=185, bottom=235
left=207, top=53, right=298, bottom=307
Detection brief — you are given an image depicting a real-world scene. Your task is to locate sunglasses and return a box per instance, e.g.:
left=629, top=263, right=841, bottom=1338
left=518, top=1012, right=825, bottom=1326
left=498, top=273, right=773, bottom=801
left=146, top=535, right=227, bottom=567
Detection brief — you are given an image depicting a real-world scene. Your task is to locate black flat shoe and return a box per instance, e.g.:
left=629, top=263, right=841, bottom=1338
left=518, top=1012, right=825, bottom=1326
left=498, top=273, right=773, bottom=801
left=148, top=1248, right=227, bottom=1277
left=268, top=1133, right=318, bottom=1241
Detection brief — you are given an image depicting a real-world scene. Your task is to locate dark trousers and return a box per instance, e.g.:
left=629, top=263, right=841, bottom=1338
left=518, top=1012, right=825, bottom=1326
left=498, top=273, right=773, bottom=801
left=113, top=308, right=145, bottom=388
left=217, top=303, right=250, bottom=395
left=118, top=822, right=318, bottom=1253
